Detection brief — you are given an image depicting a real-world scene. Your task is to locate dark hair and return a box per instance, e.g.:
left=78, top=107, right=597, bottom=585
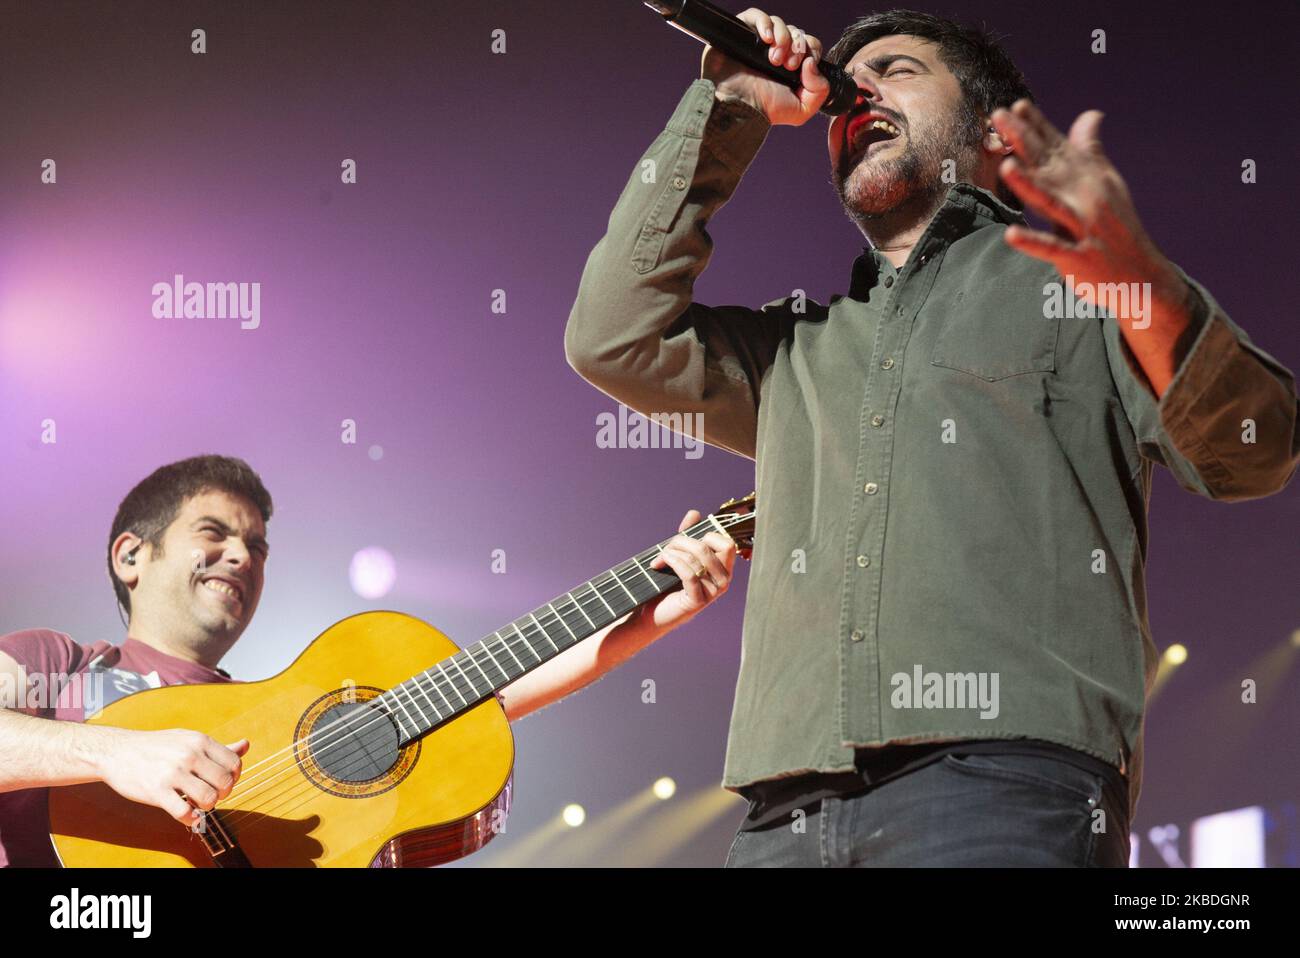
left=826, top=9, right=1034, bottom=210
left=107, top=455, right=273, bottom=623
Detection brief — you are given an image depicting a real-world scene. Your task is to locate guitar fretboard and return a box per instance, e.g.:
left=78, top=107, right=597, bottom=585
left=372, top=514, right=733, bottom=743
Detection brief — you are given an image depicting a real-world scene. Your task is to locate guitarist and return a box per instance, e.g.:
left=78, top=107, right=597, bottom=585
left=0, top=454, right=737, bottom=867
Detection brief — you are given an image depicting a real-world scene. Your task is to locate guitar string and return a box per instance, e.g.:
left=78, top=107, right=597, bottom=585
left=227, top=559, right=656, bottom=795
left=210, top=511, right=751, bottom=834
left=218, top=509, right=746, bottom=792
left=220, top=556, right=664, bottom=828
left=219, top=557, right=664, bottom=834
left=218, top=512, right=748, bottom=836
left=221, top=513, right=732, bottom=804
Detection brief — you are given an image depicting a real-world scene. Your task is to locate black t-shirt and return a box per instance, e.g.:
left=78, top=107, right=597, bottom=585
left=737, top=738, right=1127, bottom=831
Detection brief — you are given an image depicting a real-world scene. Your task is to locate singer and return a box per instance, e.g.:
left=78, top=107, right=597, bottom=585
left=564, top=8, right=1299, bottom=867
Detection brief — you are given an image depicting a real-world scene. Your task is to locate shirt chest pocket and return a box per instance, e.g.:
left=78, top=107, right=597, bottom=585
left=928, top=292, right=1059, bottom=381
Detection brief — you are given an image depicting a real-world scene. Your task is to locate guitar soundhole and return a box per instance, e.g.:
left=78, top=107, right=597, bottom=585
left=311, top=702, right=401, bottom=783
left=295, top=686, right=421, bottom=798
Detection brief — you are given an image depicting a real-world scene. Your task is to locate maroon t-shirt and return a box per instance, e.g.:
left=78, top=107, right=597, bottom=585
left=0, top=628, right=235, bottom=867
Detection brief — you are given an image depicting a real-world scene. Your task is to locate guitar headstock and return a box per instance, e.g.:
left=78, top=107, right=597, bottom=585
left=712, top=491, right=757, bottom=560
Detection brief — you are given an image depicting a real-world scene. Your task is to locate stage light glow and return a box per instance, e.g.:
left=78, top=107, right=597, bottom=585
left=652, top=777, right=676, bottom=800
left=562, top=804, right=586, bottom=827
left=1290, top=628, right=1300, bottom=648
left=1191, top=806, right=1266, bottom=868
left=349, top=547, right=397, bottom=599
left=1164, top=643, right=1187, bottom=665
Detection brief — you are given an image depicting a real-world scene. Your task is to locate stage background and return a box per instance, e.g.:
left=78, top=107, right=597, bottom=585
left=1, top=0, right=1296, bottom=866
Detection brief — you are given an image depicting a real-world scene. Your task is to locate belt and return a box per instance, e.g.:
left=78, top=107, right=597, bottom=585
left=739, top=739, right=1128, bottom=831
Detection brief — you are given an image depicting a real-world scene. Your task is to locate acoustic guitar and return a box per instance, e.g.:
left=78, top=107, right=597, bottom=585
left=48, top=493, right=756, bottom=867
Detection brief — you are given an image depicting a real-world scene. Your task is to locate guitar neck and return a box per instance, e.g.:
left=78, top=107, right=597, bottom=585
left=380, top=514, right=729, bottom=742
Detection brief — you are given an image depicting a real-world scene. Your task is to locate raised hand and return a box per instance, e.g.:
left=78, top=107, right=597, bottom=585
left=992, top=99, right=1184, bottom=323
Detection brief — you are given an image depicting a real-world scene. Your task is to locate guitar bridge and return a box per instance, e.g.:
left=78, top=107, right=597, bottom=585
left=192, top=809, right=252, bottom=867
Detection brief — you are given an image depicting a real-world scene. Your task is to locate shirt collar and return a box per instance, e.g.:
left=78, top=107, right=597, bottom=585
left=121, top=636, right=232, bottom=680
left=849, top=183, right=1026, bottom=300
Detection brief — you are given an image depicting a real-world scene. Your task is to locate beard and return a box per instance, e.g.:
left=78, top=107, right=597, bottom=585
left=832, top=98, right=984, bottom=222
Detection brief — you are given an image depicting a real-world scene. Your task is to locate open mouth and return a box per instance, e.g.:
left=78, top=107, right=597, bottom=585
left=848, top=114, right=903, bottom=159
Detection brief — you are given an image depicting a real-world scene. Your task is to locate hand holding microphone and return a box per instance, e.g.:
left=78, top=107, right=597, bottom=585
left=703, top=7, right=828, bottom=125
left=644, top=3, right=860, bottom=124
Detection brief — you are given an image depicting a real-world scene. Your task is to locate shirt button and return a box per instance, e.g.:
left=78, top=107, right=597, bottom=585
left=883, top=275, right=894, bottom=288
left=671, top=175, right=687, bottom=190
left=850, top=629, right=864, bottom=642
left=856, top=555, right=870, bottom=567
left=880, top=358, right=895, bottom=369
left=864, top=482, right=879, bottom=495
left=870, top=414, right=884, bottom=428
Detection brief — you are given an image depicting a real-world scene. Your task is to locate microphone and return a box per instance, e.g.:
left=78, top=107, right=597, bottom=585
left=642, top=0, right=859, bottom=116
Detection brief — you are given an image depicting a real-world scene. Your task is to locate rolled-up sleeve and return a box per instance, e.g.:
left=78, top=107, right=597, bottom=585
left=564, top=79, right=787, bottom=461
left=1105, top=263, right=1300, bottom=500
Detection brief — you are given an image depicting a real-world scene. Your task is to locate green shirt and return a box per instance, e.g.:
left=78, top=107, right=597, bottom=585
left=564, top=79, right=1300, bottom=819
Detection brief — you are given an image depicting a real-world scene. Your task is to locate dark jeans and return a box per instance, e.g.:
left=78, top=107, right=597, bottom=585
left=725, top=750, right=1131, bottom=867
